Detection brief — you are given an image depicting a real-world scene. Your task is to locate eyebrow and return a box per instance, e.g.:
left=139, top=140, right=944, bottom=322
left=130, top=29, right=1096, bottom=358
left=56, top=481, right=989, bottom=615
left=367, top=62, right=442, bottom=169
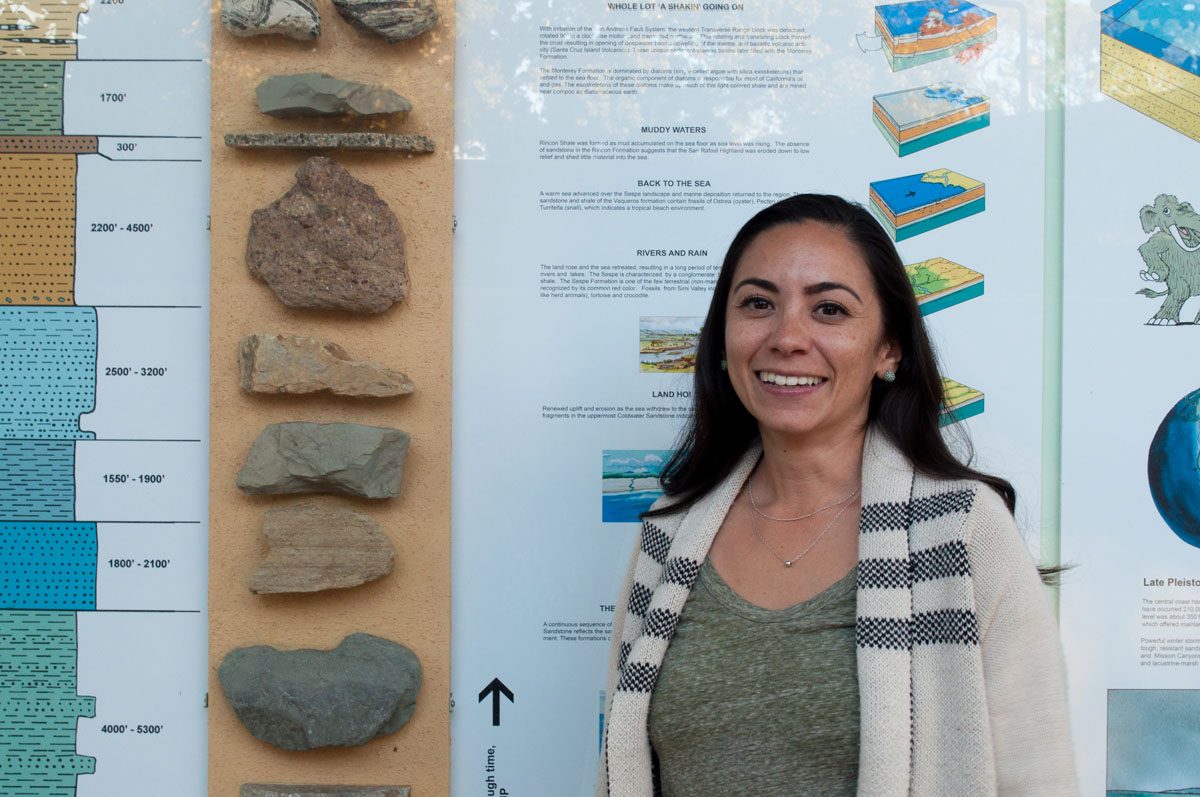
left=733, top=277, right=862, bottom=303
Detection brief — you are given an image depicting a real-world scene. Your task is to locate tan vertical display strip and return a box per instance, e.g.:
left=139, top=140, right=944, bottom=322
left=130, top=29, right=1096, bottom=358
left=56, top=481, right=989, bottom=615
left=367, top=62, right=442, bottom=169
left=209, top=1, right=454, bottom=793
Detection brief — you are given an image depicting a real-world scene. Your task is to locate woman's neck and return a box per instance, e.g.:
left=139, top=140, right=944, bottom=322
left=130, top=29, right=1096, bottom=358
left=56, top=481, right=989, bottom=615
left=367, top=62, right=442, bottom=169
left=752, top=425, right=867, bottom=510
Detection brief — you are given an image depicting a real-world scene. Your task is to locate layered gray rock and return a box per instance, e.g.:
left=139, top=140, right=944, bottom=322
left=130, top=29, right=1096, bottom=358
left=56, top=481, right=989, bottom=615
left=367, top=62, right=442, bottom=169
left=243, top=788, right=410, bottom=797
left=245, top=156, right=407, bottom=313
left=256, top=73, right=413, bottom=118
left=221, top=0, right=320, bottom=40
left=226, top=132, right=435, bottom=153
left=250, top=503, right=395, bottom=594
left=240, top=333, right=414, bottom=398
left=236, top=422, right=410, bottom=498
left=219, top=633, right=421, bottom=750
left=332, top=0, right=438, bottom=42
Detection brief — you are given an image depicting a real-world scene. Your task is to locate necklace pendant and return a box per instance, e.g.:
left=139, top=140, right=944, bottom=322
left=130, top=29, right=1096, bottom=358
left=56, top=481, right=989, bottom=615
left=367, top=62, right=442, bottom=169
left=784, top=560, right=793, bottom=567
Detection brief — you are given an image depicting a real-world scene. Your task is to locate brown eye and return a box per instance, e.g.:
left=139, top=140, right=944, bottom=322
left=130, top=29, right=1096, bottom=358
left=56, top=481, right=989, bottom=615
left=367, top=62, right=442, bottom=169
left=815, top=301, right=847, bottom=317
left=737, top=295, right=772, bottom=311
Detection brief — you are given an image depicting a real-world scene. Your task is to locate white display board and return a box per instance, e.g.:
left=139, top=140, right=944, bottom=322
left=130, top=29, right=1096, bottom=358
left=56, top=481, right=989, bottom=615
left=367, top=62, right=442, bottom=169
left=452, top=1, right=1046, bottom=792
left=1061, top=1, right=1200, bottom=794
left=0, top=1, right=209, bottom=794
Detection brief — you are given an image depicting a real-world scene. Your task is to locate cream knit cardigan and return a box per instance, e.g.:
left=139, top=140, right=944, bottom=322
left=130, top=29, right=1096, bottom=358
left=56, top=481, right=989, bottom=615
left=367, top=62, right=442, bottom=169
left=598, top=429, right=1078, bottom=796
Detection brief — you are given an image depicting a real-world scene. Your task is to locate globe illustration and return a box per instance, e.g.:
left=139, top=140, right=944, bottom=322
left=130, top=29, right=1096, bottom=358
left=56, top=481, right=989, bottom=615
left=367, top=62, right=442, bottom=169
left=1148, top=387, right=1200, bottom=549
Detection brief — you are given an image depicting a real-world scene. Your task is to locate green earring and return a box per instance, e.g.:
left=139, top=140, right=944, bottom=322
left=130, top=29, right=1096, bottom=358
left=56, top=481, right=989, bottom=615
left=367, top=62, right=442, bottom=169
left=720, top=358, right=728, bottom=371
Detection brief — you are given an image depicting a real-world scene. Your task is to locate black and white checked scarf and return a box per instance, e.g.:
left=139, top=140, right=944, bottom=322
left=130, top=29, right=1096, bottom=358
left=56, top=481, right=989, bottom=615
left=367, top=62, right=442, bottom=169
left=599, top=428, right=996, bottom=796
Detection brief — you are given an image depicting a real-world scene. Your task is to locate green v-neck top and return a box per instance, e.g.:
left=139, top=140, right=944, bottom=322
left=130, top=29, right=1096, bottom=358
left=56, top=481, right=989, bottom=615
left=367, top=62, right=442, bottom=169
left=647, top=558, right=860, bottom=796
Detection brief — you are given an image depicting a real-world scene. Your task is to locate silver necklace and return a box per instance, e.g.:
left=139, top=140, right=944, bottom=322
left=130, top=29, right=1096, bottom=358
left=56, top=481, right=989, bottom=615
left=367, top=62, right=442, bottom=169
left=747, top=476, right=860, bottom=522
left=749, top=495, right=856, bottom=568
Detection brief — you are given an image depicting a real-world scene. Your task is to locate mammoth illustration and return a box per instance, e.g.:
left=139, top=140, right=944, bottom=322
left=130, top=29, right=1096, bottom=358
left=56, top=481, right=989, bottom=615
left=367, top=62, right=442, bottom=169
left=1137, top=194, right=1200, bottom=326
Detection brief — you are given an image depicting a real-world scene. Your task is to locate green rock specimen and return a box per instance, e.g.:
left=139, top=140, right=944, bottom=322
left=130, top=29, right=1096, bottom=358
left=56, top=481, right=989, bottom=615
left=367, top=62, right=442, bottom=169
left=219, top=633, right=421, bottom=750
left=256, top=73, right=413, bottom=118
left=236, top=422, right=411, bottom=498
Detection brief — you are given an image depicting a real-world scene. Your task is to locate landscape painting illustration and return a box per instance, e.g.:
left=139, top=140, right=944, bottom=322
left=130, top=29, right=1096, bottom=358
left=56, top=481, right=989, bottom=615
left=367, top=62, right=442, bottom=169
left=1107, top=689, right=1200, bottom=796
left=1136, top=194, right=1200, bottom=325
left=602, top=450, right=673, bottom=523
left=1147, top=386, right=1200, bottom=548
left=640, top=316, right=702, bottom=373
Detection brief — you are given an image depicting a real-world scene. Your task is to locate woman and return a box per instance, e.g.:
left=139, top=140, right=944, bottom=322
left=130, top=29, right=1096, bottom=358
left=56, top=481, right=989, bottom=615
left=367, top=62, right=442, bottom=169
left=598, top=195, right=1077, bottom=796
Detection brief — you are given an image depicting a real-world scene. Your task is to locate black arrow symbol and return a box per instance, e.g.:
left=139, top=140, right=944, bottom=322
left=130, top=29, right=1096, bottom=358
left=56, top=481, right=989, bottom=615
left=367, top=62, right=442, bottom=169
left=478, top=677, right=514, bottom=726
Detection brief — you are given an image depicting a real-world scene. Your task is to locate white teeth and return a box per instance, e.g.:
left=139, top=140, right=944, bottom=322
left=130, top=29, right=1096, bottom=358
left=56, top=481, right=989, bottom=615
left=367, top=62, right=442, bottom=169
left=757, top=371, right=823, bottom=386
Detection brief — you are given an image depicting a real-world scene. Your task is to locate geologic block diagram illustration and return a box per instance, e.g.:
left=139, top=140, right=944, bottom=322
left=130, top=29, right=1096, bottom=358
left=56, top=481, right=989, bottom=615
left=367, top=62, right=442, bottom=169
left=1, top=2, right=208, bottom=794
left=906, top=257, right=984, bottom=315
left=874, top=0, right=997, bottom=71
left=873, top=83, right=990, bottom=157
left=1101, top=0, right=1200, bottom=142
left=869, top=168, right=986, bottom=241
left=940, top=377, right=985, bottom=426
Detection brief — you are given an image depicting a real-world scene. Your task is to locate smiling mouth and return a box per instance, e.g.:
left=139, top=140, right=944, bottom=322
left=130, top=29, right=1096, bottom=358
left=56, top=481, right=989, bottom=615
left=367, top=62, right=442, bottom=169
left=757, top=371, right=827, bottom=387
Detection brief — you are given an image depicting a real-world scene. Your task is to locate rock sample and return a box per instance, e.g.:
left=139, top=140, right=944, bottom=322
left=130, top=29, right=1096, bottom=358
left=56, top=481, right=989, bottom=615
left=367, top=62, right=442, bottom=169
left=237, top=422, right=410, bottom=498
left=246, top=157, right=407, bottom=313
left=250, top=503, right=395, bottom=594
left=256, top=73, right=413, bottom=119
left=219, top=633, right=421, bottom=750
left=332, top=0, right=438, bottom=43
left=226, top=132, right=436, bottom=153
left=221, top=0, right=320, bottom=40
left=243, top=788, right=410, bottom=797
left=240, top=333, right=415, bottom=398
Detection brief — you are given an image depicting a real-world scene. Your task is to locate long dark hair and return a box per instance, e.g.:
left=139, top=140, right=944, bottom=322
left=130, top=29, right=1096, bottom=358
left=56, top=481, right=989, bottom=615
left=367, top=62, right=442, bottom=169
left=646, top=193, right=1017, bottom=516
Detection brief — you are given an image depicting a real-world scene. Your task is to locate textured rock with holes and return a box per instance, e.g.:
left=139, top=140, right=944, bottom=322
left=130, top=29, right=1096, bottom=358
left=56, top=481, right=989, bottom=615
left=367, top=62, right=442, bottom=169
left=245, top=156, right=407, bottom=313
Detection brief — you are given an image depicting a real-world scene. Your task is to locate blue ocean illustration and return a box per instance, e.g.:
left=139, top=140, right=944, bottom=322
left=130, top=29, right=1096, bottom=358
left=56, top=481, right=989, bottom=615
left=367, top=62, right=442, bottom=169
left=872, top=172, right=966, bottom=215
left=602, top=449, right=672, bottom=523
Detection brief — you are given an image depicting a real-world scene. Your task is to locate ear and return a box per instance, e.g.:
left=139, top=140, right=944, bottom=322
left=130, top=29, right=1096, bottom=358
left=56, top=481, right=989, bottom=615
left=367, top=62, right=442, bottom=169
left=876, top=337, right=902, bottom=376
left=1141, top=204, right=1158, bottom=233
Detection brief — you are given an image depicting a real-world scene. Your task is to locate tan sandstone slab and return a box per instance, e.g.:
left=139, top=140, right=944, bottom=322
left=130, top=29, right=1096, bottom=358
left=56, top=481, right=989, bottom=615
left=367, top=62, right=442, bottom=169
left=250, top=502, right=395, bottom=594
left=240, top=333, right=415, bottom=398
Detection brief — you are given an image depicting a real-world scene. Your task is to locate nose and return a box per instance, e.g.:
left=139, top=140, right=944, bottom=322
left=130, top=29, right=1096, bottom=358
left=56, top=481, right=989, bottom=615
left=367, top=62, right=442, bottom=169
left=768, top=306, right=811, bottom=355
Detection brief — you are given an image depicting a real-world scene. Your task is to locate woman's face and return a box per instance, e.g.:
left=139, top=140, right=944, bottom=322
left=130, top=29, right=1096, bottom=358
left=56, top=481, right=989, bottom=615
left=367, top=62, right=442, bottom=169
left=723, top=221, right=900, bottom=445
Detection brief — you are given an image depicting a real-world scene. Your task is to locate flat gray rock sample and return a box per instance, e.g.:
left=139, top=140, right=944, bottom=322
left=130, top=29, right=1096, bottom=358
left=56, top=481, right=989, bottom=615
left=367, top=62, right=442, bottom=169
left=332, top=0, right=438, bottom=42
left=240, top=333, right=415, bottom=398
left=250, top=502, right=395, bottom=594
left=245, top=156, right=408, bottom=313
left=243, top=787, right=410, bottom=797
left=256, top=73, right=413, bottom=119
left=226, top=132, right=435, bottom=153
left=219, top=633, right=421, bottom=750
left=237, top=422, right=410, bottom=499
left=221, top=0, right=320, bottom=40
